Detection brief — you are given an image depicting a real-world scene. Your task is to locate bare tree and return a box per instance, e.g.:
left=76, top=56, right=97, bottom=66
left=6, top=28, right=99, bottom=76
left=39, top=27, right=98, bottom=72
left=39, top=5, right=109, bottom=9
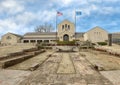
left=35, top=23, right=54, bottom=32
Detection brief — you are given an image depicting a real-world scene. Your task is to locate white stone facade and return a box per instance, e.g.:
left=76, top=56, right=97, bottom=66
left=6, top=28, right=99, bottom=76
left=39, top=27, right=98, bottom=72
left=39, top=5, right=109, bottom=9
left=1, top=33, right=22, bottom=45
left=57, top=20, right=75, bottom=41
left=84, top=27, right=108, bottom=43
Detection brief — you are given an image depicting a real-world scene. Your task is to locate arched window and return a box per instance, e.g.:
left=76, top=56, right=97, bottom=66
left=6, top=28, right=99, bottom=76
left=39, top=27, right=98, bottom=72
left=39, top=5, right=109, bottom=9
left=68, top=25, right=70, bottom=30
left=63, top=34, right=69, bottom=41
left=62, top=25, right=64, bottom=30
left=65, top=24, right=67, bottom=28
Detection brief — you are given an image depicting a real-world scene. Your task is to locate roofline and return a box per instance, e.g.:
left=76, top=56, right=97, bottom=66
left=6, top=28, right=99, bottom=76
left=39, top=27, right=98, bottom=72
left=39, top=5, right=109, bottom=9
left=75, top=32, right=85, bottom=34
left=24, top=32, right=57, bottom=36
left=57, top=19, right=74, bottom=25
left=2, top=32, right=22, bottom=37
left=85, top=26, right=108, bottom=33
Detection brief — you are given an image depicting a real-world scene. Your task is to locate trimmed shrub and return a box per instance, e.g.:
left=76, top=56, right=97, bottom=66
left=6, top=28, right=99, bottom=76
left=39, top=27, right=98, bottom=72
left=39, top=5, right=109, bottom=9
left=97, top=42, right=107, bottom=46
left=56, top=40, right=76, bottom=45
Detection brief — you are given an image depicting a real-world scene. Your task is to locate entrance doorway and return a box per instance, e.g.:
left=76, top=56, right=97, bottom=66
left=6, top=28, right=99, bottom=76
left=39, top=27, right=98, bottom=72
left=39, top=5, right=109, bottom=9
left=63, top=34, right=69, bottom=41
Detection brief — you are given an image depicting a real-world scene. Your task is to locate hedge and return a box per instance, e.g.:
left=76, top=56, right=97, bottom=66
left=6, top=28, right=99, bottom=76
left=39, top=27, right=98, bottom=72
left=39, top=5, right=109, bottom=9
left=56, top=40, right=76, bottom=45
left=97, top=42, right=107, bottom=46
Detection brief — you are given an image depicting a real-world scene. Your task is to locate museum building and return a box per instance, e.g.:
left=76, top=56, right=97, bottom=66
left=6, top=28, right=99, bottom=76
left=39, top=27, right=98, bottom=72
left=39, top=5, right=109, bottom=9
left=1, top=20, right=108, bottom=45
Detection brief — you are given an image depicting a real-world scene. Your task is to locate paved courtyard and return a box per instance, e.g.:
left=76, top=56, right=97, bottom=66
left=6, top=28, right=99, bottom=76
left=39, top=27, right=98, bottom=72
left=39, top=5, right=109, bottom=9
left=18, top=52, right=113, bottom=85
left=1, top=48, right=120, bottom=85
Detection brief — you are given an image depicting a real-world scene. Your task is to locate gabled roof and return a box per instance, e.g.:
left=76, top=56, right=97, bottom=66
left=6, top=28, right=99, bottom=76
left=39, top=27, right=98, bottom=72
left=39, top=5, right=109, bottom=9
left=23, top=37, right=57, bottom=40
left=58, top=19, right=74, bottom=25
left=85, top=26, right=108, bottom=33
left=24, top=32, right=57, bottom=36
left=5, top=32, right=22, bottom=37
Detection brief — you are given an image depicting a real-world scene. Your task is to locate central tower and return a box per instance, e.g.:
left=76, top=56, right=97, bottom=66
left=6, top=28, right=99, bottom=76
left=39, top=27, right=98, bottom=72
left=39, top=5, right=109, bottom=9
left=57, top=20, right=75, bottom=41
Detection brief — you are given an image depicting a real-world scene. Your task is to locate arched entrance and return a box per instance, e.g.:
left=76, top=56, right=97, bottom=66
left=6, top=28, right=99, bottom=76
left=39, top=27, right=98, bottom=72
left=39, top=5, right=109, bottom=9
left=63, top=34, right=69, bottom=41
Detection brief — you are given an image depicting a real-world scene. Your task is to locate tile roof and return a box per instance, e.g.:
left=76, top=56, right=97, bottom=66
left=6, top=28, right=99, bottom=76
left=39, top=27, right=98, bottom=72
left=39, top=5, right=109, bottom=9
left=24, top=32, right=57, bottom=36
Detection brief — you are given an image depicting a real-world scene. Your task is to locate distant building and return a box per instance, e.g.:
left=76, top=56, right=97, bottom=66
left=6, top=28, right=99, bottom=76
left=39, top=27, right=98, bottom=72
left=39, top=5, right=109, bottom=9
left=22, top=32, right=57, bottom=43
left=1, top=32, right=22, bottom=45
left=112, top=32, right=120, bottom=43
left=1, top=20, right=109, bottom=44
left=84, top=26, right=108, bottom=43
left=75, top=32, right=84, bottom=41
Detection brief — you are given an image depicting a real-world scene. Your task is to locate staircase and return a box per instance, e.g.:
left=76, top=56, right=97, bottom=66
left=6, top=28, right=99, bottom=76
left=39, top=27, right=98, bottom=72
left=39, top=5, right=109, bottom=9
left=0, top=47, right=45, bottom=68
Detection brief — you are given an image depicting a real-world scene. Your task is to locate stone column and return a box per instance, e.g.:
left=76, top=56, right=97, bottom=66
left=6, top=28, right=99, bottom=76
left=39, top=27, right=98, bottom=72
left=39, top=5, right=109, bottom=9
left=108, top=34, right=112, bottom=46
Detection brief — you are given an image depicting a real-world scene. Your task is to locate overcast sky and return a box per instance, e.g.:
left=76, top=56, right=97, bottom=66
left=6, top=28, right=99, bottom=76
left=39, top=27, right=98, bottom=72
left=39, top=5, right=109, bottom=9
left=0, top=0, right=120, bottom=36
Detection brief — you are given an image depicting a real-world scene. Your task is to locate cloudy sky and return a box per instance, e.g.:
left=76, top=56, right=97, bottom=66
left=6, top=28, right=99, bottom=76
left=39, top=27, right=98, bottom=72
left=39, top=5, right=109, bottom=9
left=0, top=0, right=120, bottom=37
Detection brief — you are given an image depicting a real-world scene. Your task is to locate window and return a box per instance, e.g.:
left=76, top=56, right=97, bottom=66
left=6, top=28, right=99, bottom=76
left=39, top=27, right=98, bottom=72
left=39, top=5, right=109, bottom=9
left=65, top=24, right=67, bottom=28
left=37, top=40, right=42, bottom=43
left=62, top=25, right=64, bottom=30
left=30, top=40, right=36, bottom=43
left=6, top=36, right=11, bottom=39
left=23, top=40, right=29, bottom=43
left=44, top=40, right=49, bottom=43
left=68, top=25, right=70, bottom=30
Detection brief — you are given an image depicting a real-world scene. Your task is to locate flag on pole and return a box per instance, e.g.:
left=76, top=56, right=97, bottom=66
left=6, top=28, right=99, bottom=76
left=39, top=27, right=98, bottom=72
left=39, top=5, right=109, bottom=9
left=76, top=11, right=82, bottom=16
left=57, top=11, right=63, bottom=16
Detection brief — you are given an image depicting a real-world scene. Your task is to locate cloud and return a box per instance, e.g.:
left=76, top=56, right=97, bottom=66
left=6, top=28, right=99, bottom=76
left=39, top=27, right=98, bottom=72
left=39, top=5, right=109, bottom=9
left=0, top=0, right=24, bottom=15
left=0, top=19, right=20, bottom=35
left=15, top=10, right=56, bottom=25
left=0, top=9, right=57, bottom=36
left=0, top=0, right=120, bottom=37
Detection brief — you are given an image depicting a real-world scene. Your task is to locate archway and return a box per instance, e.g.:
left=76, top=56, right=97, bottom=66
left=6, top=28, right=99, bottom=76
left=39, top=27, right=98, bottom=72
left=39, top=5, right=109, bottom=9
left=63, top=34, right=69, bottom=41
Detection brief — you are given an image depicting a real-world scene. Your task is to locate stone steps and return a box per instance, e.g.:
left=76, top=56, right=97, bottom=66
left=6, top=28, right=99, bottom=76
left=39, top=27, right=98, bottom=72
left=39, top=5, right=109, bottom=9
left=0, top=47, right=39, bottom=61
left=0, top=49, right=45, bottom=68
left=0, top=54, right=34, bottom=68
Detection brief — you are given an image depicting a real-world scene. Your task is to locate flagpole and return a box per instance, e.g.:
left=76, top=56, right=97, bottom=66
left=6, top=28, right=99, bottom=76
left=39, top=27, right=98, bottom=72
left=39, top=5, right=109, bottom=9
left=75, top=10, right=76, bottom=40
left=56, top=11, right=57, bottom=41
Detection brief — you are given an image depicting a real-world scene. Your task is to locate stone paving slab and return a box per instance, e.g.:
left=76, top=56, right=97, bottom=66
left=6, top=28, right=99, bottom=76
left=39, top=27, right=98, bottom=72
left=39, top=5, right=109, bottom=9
left=100, top=70, right=120, bottom=85
left=57, top=53, right=75, bottom=74
left=0, top=69, right=31, bottom=85
left=82, top=50, right=120, bottom=71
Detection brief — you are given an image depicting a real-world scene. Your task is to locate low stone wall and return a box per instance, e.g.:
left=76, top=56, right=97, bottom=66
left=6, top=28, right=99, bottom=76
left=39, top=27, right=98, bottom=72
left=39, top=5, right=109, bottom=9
left=0, top=51, right=24, bottom=61
left=53, top=46, right=78, bottom=52
left=0, top=55, right=9, bottom=60
left=94, top=46, right=120, bottom=57
left=23, top=47, right=38, bottom=52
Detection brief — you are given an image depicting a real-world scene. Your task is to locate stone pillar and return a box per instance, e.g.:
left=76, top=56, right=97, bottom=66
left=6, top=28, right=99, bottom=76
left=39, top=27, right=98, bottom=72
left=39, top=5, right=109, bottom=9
left=35, top=40, right=36, bottom=43
left=108, top=34, right=112, bottom=46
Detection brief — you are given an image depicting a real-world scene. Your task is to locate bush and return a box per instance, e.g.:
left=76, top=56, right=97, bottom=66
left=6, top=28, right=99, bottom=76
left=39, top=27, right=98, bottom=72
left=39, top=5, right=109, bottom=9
left=56, top=40, right=76, bottom=45
left=97, top=42, right=107, bottom=46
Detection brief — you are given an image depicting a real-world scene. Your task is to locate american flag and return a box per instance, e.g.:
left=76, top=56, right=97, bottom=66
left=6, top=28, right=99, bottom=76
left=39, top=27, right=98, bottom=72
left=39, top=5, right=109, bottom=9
left=57, top=11, right=63, bottom=16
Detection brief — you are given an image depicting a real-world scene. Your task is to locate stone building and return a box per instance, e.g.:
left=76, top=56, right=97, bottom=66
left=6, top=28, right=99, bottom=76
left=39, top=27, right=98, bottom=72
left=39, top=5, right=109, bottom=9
left=57, top=20, right=75, bottom=41
left=84, top=26, right=108, bottom=43
left=1, top=20, right=109, bottom=44
left=22, top=32, right=57, bottom=43
left=22, top=20, right=84, bottom=43
left=111, top=32, right=120, bottom=43
left=1, top=32, right=22, bottom=45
